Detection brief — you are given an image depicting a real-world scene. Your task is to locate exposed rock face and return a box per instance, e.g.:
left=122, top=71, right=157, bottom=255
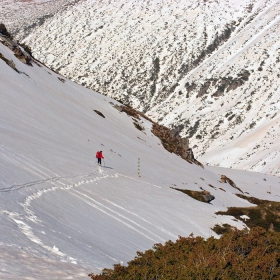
left=2, top=0, right=280, bottom=174
left=172, top=188, right=215, bottom=203
left=118, top=104, right=198, bottom=165
left=0, top=23, right=11, bottom=38
left=220, top=175, right=236, bottom=188
left=202, top=193, right=215, bottom=203
left=6, top=59, right=17, bottom=72
left=0, top=34, right=33, bottom=66
left=152, top=124, right=190, bottom=161
left=220, top=175, right=243, bottom=193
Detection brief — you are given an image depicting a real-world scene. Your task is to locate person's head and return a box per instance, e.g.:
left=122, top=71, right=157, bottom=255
left=100, top=151, right=102, bottom=153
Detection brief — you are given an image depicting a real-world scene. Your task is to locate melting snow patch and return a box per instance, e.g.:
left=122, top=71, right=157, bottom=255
left=240, top=215, right=250, bottom=221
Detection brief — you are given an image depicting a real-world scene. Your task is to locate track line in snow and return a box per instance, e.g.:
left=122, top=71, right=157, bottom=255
left=69, top=190, right=160, bottom=243
left=2, top=210, right=77, bottom=263
left=0, top=177, right=62, bottom=193
left=0, top=145, right=98, bottom=192
left=0, top=145, right=56, bottom=179
left=14, top=169, right=175, bottom=262
left=8, top=172, right=108, bottom=263
left=115, top=173, right=162, bottom=188
left=0, top=170, right=99, bottom=193
left=81, top=188, right=177, bottom=239
left=71, top=189, right=168, bottom=242
left=0, top=148, right=175, bottom=263
left=0, top=148, right=104, bottom=264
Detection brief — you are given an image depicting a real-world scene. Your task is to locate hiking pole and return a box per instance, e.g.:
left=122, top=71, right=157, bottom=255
left=103, top=159, right=106, bottom=167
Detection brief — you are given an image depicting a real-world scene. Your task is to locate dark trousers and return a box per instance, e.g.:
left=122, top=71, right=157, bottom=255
left=98, top=158, right=101, bottom=165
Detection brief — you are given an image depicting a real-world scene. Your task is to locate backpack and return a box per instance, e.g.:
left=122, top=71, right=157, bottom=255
left=96, top=152, right=99, bottom=158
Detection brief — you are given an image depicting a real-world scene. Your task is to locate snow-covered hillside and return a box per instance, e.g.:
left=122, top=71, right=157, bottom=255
left=1, top=0, right=279, bottom=175
left=1, top=33, right=280, bottom=279
left=1, top=0, right=79, bottom=38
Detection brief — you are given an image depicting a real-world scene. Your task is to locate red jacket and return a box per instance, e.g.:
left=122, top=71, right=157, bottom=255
left=96, top=151, right=104, bottom=159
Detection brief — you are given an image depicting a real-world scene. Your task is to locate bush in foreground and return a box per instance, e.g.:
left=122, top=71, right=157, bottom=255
left=89, top=227, right=280, bottom=279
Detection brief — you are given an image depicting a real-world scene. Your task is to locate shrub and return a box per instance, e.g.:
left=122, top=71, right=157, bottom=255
left=216, top=194, right=280, bottom=232
left=212, top=223, right=233, bottom=234
left=89, top=227, right=280, bottom=279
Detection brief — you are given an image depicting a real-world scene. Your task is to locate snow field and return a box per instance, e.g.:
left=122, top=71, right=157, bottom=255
left=1, top=35, right=280, bottom=279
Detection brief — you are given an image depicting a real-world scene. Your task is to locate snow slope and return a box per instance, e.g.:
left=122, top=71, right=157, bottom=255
left=1, top=37, right=280, bottom=279
left=2, top=0, right=279, bottom=175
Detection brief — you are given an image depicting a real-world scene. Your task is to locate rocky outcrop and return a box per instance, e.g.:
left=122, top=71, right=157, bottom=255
left=0, top=53, right=18, bottom=72
left=117, top=104, right=205, bottom=166
left=0, top=31, right=33, bottom=66
left=13, top=45, right=32, bottom=66
left=201, top=192, right=215, bottom=203
left=93, top=110, right=105, bottom=118
left=152, top=124, right=190, bottom=161
left=195, top=71, right=251, bottom=99
left=173, top=188, right=215, bottom=203
left=115, top=103, right=206, bottom=167
left=220, top=175, right=243, bottom=193
left=0, top=23, right=12, bottom=38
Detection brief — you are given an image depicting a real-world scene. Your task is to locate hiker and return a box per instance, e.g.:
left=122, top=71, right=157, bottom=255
left=186, top=148, right=195, bottom=160
left=96, top=151, right=104, bottom=165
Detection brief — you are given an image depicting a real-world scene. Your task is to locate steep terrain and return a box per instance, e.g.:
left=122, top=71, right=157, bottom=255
left=2, top=0, right=280, bottom=175
left=1, top=33, right=280, bottom=279
left=1, top=0, right=80, bottom=38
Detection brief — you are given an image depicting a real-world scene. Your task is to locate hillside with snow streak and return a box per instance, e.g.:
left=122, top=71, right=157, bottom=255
left=1, top=28, right=280, bottom=279
left=2, top=0, right=280, bottom=175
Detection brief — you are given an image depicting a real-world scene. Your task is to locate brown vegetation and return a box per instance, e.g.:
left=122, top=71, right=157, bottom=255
left=212, top=223, right=234, bottom=235
left=216, top=194, right=280, bottom=232
left=89, top=227, right=280, bottom=279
